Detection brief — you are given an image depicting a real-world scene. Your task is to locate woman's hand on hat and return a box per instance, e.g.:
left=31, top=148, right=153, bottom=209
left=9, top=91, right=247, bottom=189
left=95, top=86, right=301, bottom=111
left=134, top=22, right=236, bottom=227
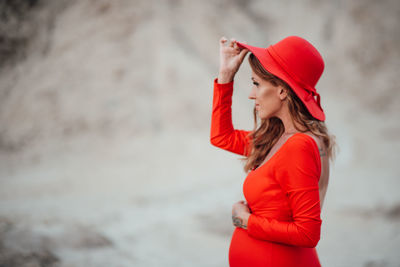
left=218, top=37, right=249, bottom=83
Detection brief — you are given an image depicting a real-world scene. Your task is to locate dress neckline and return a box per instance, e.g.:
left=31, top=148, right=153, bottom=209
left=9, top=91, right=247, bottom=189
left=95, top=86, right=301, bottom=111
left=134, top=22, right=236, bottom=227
left=252, top=132, right=317, bottom=172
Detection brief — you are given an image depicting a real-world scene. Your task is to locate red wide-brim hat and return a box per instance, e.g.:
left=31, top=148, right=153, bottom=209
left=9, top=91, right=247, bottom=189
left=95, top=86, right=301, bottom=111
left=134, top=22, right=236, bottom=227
left=237, top=36, right=325, bottom=121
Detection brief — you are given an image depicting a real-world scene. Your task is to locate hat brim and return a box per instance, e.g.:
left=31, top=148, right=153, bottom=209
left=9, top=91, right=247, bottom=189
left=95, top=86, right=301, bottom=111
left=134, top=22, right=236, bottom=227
left=237, top=41, right=325, bottom=121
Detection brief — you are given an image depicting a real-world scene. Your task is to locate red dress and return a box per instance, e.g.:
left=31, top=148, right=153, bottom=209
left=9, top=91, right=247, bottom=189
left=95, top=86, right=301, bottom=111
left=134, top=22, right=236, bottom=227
left=210, top=78, right=322, bottom=267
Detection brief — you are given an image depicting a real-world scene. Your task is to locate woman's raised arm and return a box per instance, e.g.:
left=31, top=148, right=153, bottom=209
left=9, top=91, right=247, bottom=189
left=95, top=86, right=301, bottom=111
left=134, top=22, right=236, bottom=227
left=210, top=37, right=252, bottom=156
left=210, top=78, right=252, bottom=156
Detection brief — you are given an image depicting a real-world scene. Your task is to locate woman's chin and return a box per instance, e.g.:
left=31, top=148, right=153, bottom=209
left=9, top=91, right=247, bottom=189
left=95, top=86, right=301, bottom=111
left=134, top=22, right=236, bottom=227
left=258, top=113, right=268, bottom=120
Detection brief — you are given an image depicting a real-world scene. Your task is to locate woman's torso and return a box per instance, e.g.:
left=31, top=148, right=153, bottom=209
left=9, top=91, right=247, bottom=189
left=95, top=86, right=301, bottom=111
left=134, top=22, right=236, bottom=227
left=229, top=132, right=328, bottom=267
left=254, top=131, right=329, bottom=208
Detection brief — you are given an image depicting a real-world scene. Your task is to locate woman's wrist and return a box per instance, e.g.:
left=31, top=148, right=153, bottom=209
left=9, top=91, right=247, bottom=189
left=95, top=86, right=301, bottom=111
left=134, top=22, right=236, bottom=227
left=242, top=212, right=250, bottom=229
left=232, top=211, right=250, bottom=229
left=217, top=70, right=235, bottom=84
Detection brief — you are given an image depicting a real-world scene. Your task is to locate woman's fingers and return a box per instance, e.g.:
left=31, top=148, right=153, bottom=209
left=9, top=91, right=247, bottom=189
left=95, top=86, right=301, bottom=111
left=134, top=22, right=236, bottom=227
left=239, top=48, right=249, bottom=61
left=229, top=38, right=236, bottom=48
left=233, top=41, right=240, bottom=50
left=220, top=37, right=245, bottom=52
left=220, top=36, right=228, bottom=48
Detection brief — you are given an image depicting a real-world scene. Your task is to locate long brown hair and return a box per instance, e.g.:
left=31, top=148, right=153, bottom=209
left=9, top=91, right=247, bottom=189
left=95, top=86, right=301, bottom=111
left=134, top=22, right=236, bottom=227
left=242, top=53, right=337, bottom=173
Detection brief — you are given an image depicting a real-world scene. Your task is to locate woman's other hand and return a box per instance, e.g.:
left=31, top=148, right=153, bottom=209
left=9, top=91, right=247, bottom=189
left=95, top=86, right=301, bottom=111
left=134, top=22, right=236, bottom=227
left=218, top=37, right=249, bottom=83
left=232, top=200, right=251, bottom=229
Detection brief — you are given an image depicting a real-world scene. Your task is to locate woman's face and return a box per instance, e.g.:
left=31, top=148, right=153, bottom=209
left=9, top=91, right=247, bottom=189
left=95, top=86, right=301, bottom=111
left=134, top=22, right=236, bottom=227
left=248, top=70, right=287, bottom=120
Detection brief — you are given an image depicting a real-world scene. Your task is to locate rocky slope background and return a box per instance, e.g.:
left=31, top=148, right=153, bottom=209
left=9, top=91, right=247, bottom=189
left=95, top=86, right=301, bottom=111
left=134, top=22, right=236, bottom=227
left=0, top=0, right=399, bottom=266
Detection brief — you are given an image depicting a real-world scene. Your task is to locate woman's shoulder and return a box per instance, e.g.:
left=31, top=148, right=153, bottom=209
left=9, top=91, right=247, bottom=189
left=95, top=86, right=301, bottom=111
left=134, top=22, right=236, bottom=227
left=284, top=132, right=321, bottom=156
left=276, top=132, right=322, bottom=172
left=288, top=132, right=319, bottom=144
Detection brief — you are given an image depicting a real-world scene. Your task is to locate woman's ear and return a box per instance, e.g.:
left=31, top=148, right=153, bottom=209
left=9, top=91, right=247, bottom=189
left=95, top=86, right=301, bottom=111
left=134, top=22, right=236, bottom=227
left=278, top=86, right=288, bottom=100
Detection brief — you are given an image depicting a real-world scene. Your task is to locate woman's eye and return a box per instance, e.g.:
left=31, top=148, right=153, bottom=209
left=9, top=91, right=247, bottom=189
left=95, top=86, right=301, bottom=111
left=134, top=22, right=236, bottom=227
left=253, top=82, right=259, bottom=86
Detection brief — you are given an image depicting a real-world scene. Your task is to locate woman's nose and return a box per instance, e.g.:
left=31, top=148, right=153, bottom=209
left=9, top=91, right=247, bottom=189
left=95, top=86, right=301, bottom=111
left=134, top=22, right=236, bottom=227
left=248, top=88, right=256, bottom=100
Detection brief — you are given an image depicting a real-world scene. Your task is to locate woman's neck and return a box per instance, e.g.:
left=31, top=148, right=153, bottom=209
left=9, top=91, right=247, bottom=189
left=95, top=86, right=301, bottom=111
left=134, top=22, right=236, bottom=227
left=277, top=104, right=306, bottom=135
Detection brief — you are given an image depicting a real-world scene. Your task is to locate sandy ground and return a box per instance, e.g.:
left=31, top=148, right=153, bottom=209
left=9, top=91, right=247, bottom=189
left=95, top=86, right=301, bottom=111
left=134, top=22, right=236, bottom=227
left=1, top=0, right=400, bottom=266
left=1, top=125, right=399, bottom=267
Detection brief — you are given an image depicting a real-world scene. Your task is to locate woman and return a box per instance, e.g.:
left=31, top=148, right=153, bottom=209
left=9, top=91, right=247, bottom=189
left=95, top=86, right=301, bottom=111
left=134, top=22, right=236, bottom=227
left=210, top=36, right=336, bottom=267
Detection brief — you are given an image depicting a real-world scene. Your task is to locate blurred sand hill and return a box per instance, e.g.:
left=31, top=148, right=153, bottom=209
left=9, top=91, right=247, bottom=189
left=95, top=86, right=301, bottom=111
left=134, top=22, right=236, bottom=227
left=0, top=0, right=399, bottom=266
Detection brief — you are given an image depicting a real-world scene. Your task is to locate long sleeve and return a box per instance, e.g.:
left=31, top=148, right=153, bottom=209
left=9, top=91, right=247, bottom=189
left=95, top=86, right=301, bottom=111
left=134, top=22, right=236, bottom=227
left=210, top=78, right=252, bottom=156
left=247, top=137, right=322, bottom=248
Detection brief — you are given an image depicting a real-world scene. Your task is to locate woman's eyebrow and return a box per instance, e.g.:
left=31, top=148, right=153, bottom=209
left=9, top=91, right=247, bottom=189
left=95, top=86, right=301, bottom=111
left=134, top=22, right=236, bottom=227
left=251, top=77, right=256, bottom=81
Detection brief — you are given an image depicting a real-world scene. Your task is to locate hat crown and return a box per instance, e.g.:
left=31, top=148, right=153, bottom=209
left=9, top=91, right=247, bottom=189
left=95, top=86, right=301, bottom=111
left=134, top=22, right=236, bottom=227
left=268, top=36, right=324, bottom=88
